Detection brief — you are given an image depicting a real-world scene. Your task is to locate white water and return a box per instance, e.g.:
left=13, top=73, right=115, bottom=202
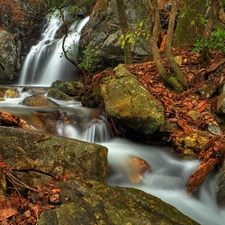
left=19, top=14, right=89, bottom=86
left=105, top=138, right=225, bottom=225
left=1, top=86, right=225, bottom=224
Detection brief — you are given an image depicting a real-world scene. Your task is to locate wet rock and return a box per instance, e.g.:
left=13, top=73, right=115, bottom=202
left=4, top=89, right=18, bottom=98
left=30, top=111, right=62, bottom=134
left=124, top=156, right=151, bottom=184
left=51, top=80, right=84, bottom=96
left=20, top=94, right=59, bottom=107
left=38, top=180, right=199, bottom=225
left=47, top=88, right=74, bottom=101
left=0, top=126, right=108, bottom=191
left=217, top=162, right=225, bottom=206
left=0, top=88, right=5, bottom=98
left=0, top=111, right=30, bottom=129
left=101, top=64, right=164, bottom=135
left=109, top=155, right=151, bottom=184
left=171, top=129, right=214, bottom=155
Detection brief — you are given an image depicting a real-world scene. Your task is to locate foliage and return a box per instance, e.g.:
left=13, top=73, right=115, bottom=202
left=118, top=20, right=150, bottom=49
left=193, top=26, right=225, bottom=53
left=78, top=46, right=100, bottom=73
left=0, top=0, right=46, bottom=31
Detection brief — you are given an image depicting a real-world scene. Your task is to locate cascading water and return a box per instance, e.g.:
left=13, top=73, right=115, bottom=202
left=19, top=13, right=89, bottom=86
left=1, top=86, right=225, bottom=224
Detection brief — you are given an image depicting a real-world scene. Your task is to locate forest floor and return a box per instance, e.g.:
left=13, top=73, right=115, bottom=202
left=1, top=46, right=225, bottom=224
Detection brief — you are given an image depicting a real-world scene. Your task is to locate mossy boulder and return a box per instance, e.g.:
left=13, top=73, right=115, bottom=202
left=100, top=64, right=164, bottom=135
left=47, top=88, right=74, bottom=101
left=20, top=94, right=59, bottom=107
left=38, top=180, right=199, bottom=225
left=51, top=80, right=84, bottom=96
left=0, top=126, right=108, bottom=190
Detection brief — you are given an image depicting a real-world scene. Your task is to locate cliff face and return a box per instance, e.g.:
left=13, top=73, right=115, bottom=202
left=79, top=0, right=151, bottom=72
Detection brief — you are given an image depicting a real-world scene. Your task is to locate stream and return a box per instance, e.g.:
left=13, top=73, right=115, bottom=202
left=0, top=86, right=225, bottom=225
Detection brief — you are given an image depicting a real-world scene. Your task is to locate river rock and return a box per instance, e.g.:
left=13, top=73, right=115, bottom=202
left=100, top=64, right=164, bottom=135
left=47, top=88, right=74, bottom=101
left=171, top=129, right=214, bottom=155
left=0, top=126, right=108, bottom=190
left=38, top=180, right=199, bottom=225
left=51, top=80, right=84, bottom=96
left=20, top=94, right=59, bottom=107
left=109, top=155, right=151, bottom=184
left=0, top=111, right=31, bottom=129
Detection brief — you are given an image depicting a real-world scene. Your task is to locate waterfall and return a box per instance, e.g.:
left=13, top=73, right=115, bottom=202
left=19, top=14, right=89, bottom=87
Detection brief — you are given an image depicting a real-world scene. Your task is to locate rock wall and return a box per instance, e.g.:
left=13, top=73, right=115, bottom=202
left=80, top=0, right=151, bottom=71
left=0, top=30, right=21, bottom=83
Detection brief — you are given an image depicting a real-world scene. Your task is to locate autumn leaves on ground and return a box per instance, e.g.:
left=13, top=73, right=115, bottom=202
left=1, top=46, right=225, bottom=224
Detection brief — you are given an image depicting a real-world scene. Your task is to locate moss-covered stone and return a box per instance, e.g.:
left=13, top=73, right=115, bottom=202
left=38, top=180, right=199, bottom=225
left=20, top=94, right=59, bottom=107
left=171, top=130, right=213, bottom=154
left=51, top=80, right=84, bottom=96
left=0, top=126, right=108, bottom=187
left=100, top=64, right=164, bottom=135
left=47, top=88, right=74, bottom=101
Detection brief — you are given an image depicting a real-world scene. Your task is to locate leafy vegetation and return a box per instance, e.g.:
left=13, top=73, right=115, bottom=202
left=118, top=20, right=150, bottom=49
left=78, top=46, right=100, bottom=73
left=194, top=27, right=225, bottom=53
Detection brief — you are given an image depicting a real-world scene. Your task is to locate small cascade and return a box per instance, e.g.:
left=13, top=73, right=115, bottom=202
left=106, top=138, right=225, bottom=225
left=19, top=14, right=89, bottom=86
left=57, top=112, right=111, bottom=143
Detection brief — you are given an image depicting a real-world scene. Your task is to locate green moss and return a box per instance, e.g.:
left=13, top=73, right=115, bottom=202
left=166, top=75, right=184, bottom=93
left=39, top=181, right=199, bottom=225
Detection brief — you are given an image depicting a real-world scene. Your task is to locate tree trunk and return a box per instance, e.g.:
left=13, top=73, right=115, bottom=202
left=200, top=0, right=220, bottom=64
left=116, top=0, right=133, bottom=65
left=173, top=0, right=207, bottom=47
left=148, top=0, right=184, bottom=93
left=166, top=0, right=188, bottom=88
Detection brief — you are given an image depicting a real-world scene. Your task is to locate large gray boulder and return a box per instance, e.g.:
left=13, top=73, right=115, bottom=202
left=100, top=64, right=164, bottom=135
left=38, top=180, right=199, bottom=225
